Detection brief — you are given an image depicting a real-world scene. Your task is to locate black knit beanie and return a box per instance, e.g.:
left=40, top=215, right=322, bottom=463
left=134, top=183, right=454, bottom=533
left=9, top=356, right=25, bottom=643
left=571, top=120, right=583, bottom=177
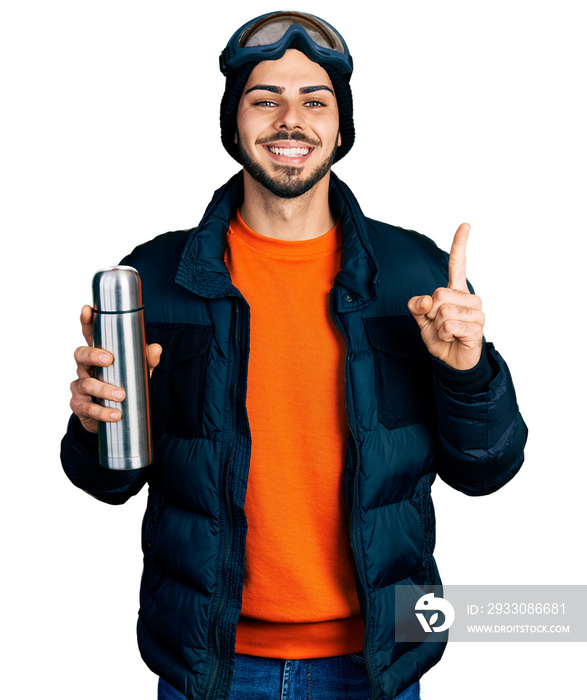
left=220, top=47, right=355, bottom=164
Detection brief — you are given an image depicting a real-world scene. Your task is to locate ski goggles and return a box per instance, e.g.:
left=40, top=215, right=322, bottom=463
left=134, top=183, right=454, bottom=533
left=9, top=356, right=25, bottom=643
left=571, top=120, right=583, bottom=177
left=219, top=11, right=353, bottom=76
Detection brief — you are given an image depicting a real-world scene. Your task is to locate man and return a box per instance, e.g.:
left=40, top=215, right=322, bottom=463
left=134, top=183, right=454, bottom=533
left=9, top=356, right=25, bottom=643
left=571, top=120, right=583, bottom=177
left=62, top=11, right=527, bottom=700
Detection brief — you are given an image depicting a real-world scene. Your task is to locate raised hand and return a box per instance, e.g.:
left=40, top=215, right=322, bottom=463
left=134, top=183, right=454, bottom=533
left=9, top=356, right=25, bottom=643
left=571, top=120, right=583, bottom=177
left=407, top=223, right=484, bottom=370
left=70, top=305, right=162, bottom=433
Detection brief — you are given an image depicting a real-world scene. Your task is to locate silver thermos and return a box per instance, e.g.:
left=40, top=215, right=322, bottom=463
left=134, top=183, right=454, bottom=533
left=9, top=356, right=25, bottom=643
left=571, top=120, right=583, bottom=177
left=92, top=266, right=152, bottom=469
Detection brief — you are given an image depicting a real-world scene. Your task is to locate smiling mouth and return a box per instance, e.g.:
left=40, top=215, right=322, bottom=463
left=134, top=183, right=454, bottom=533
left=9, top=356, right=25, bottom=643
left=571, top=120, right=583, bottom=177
left=266, top=146, right=312, bottom=158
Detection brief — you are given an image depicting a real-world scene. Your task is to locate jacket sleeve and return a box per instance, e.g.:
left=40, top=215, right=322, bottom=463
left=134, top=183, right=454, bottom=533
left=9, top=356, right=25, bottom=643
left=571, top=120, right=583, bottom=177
left=432, top=343, right=528, bottom=496
left=60, top=414, right=148, bottom=505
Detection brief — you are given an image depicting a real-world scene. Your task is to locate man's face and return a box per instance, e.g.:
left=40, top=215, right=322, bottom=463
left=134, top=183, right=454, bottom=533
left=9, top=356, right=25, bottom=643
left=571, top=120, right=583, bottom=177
left=236, top=49, right=342, bottom=199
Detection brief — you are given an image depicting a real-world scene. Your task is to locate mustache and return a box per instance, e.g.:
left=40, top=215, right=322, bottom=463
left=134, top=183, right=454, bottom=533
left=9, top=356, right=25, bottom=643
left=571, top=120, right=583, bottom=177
left=256, top=131, right=321, bottom=148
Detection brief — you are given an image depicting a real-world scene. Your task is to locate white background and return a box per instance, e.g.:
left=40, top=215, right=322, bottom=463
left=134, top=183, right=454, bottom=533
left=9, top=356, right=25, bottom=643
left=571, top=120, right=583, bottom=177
left=2, top=1, right=585, bottom=698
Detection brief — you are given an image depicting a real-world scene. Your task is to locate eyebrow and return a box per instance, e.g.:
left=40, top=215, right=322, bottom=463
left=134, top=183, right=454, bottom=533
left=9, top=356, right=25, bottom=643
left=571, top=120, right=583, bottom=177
left=244, top=84, right=284, bottom=95
left=244, top=84, right=335, bottom=96
left=300, top=85, right=334, bottom=95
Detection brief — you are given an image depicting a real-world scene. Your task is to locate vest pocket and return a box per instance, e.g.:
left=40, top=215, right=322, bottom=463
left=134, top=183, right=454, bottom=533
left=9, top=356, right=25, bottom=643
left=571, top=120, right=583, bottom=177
left=146, top=322, right=213, bottom=439
left=364, top=316, right=434, bottom=430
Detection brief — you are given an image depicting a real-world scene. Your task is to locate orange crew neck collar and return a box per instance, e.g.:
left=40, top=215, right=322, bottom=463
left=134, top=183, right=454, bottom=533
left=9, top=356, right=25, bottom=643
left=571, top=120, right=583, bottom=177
left=228, top=210, right=342, bottom=260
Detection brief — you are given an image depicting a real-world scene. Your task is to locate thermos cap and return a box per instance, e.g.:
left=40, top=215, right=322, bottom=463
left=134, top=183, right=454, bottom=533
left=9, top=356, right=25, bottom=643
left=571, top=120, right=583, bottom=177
left=92, top=266, right=143, bottom=313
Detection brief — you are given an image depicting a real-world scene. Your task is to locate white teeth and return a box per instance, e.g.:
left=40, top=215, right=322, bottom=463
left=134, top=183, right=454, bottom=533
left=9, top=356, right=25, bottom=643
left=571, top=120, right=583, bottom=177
left=267, top=146, right=310, bottom=157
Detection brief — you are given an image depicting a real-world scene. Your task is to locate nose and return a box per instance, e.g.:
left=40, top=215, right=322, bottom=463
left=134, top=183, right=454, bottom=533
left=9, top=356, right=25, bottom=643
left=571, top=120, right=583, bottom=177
left=273, top=99, right=305, bottom=131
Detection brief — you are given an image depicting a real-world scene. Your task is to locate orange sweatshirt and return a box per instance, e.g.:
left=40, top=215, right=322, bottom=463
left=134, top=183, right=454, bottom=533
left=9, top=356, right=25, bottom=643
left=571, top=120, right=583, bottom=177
left=225, top=211, right=364, bottom=659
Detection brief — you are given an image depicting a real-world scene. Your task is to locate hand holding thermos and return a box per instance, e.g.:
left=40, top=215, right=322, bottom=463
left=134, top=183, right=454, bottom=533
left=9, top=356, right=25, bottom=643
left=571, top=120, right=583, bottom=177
left=70, top=267, right=162, bottom=469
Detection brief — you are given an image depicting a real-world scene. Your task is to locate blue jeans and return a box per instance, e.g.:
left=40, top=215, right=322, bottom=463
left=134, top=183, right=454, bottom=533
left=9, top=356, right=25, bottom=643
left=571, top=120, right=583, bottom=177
left=157, top=653, right=420, bottom=699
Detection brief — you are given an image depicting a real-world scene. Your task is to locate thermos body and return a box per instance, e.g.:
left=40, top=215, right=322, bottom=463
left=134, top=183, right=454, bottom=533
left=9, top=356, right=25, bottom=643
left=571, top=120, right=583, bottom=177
left=92, top=266, right=152, bottom=470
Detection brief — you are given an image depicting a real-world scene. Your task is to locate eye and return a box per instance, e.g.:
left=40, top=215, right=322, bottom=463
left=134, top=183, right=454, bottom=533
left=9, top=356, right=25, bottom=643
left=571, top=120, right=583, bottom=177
left=304, top=100, right=325, bottom=108
left=253, top=99, right=278, bottom=107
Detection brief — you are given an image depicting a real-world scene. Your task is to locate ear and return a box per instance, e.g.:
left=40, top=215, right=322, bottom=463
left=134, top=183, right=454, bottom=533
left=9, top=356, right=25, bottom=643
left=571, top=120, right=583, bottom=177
left=337, top=131, right=342, bottom=148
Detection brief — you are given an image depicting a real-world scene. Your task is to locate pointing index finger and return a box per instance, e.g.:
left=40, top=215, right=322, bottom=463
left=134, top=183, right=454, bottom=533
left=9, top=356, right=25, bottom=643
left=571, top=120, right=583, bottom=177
left=448, top=223, right=471, bottom=292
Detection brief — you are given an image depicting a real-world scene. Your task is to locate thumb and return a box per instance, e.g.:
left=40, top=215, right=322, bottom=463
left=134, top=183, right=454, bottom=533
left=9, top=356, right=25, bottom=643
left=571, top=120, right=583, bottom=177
left=147, top=343, right=163, bottom=377
left=407, top=295, right=433, bottom=327
left=80, top=304, right=94, bottom=347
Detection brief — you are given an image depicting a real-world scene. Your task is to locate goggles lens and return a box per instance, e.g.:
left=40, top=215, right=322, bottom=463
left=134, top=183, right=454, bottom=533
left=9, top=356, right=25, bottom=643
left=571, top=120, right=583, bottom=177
left=239, top=13, right=345, bottom=54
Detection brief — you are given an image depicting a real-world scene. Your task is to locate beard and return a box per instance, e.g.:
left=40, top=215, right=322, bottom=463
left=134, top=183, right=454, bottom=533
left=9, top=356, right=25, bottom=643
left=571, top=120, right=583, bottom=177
left=236, top=130, right=338, bottom=200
